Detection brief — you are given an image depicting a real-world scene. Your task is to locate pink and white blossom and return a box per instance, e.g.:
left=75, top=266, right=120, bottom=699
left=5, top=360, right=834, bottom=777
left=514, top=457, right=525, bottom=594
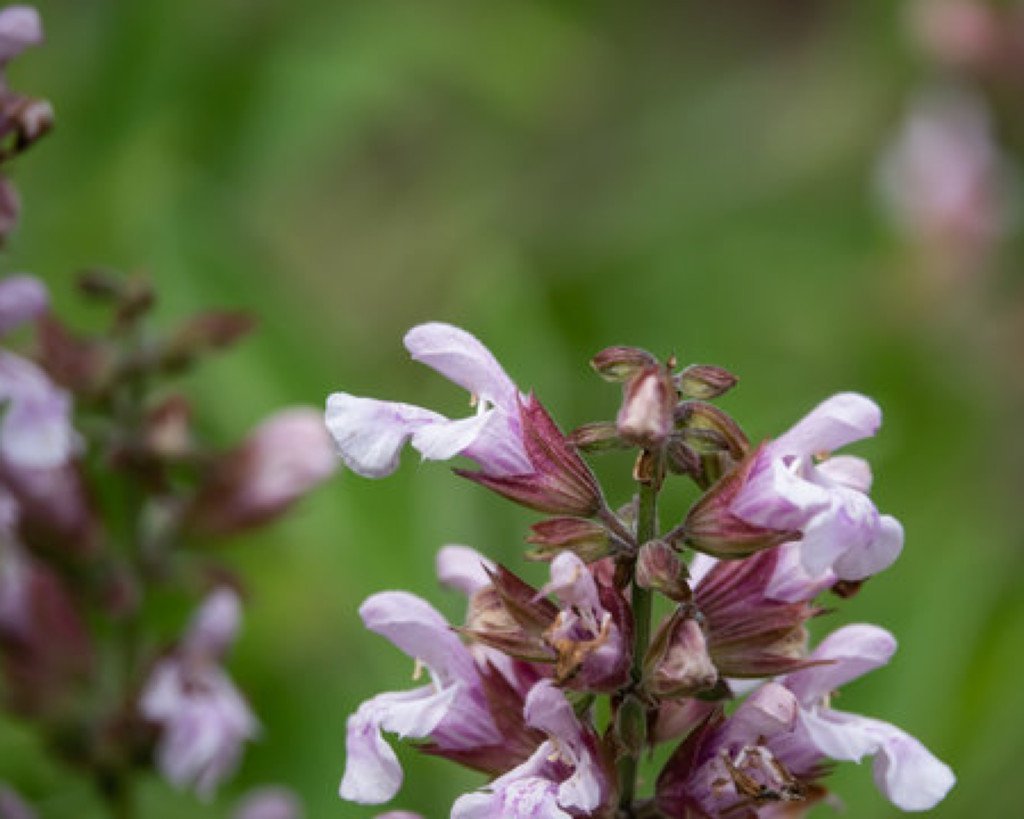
left=232, top=786, right=303, bottom=819
left=0, top=277, right=73, bottom=470
left=190, top=407, right=338, bottom=533
left=781, top=624, right=955, bottom=812
left=0, top=6, right=41, bottom=67
left=451, top=681, right=611, bottom=819
left=339, top=591, right=502, bottom=804
left=658, top=624, right=954, bottom=815
left=140, top=589, right=258, bottom=799
left=326, top=323, right=602, bottom=516
left=326, top=323, right=531, bottom=479
left=728, top=393, right=904, bottom=599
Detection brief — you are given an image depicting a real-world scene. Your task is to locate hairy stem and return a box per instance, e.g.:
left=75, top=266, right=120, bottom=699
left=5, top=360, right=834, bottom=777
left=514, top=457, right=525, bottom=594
left=617, top=452, right=661, bottom=813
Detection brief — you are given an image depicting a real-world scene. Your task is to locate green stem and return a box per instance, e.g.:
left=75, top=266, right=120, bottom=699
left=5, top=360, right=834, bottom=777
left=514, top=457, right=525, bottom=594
left=111, top=775, right=134, bottom=819
left=617, top=453, right=661, bottom=814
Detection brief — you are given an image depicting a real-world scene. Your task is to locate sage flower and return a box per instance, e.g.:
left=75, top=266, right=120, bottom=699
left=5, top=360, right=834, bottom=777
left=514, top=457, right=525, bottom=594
left=140, top=589, right=258, bottom=798
left=326, top=323, right=601, bottom=515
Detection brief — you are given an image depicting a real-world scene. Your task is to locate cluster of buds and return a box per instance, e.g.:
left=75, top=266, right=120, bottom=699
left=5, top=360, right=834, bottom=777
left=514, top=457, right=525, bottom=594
left=328, top=326, right=954, bottom=817
left=0, top=266, right=337, bottom=815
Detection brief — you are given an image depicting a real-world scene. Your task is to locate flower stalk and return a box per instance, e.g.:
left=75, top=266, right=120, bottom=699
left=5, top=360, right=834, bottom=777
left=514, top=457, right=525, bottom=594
left=617, top=448, right=663, bottom=812
left=328, top=328, right=955, bottom=818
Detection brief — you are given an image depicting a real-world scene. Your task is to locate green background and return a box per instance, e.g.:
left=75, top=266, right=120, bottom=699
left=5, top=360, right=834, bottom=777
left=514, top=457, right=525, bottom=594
left=2, top=0, right=1022, bottom=816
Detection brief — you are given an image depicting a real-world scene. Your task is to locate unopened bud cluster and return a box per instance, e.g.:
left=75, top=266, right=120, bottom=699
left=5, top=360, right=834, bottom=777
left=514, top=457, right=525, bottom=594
left=328, top=331, right=955, bottom=817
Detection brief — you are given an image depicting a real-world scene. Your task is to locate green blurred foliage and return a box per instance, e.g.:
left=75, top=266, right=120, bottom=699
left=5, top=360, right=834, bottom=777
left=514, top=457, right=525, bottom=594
left=2, top=0, right=1022, bottom=816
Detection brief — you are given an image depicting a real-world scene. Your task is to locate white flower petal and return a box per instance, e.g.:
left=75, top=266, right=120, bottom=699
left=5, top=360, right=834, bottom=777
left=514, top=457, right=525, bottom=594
left=339, top=686, right=456, bottom=804
left=872, top=725, right=955, bottom=811
left=409, top=410, right=493, bottom=462
left=404, top=323, right=518, bottom=412
left=784, top=624, right=897, bottom=705
left=771, top=393, right=882, bottom=458
left=436, top=545, right=494, bottom=597
left=324, top=393, right=444, bottom=478
left=816, top=455, right=873, bottom=493
left=833, top=514, right=904, bottom=581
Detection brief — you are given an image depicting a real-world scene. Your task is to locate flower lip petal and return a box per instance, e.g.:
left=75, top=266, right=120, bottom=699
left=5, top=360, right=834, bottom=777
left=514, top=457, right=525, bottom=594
left=523, top=679, right=580, bottom=741
left=339, top=696, right=408, bottom=804
left=436, top=545, right=494, bottom=597
left=0, top=274, right=48, bottom=336
left=816, top=455, right=873, bottom=493
left=404, top=323, right=519, bottom=412
left=719, top=682, right=799, bottom=747
left=832, top=514, right=903, bottom=582
left=184, top=588, right=242, bottom=661
left=0, top=351, right=74, bottom=469
left=537, top=552, right=601, bottom=612
left=359, top=592, right=475, bottom=686
left=771, top=392, right=882, bottom=458
left=796, top=705, right=880, bottom=763
left=324, top=393, right=444, bottom=478
left=784, top=624, right=897, bottom=705
left=0, top=6, right=43, bottom=65
left=873, top=726, right=955, bottom=811
left=410, top=410, right=493, bottom=463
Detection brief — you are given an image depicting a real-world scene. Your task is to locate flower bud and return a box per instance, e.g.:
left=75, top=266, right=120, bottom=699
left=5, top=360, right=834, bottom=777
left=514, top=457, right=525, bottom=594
left=567, top=422, right=626, bottom=453
left=183, top=587, right=242, bottom=662
left=36, top=315, right=115, bottom=397
left=676, top=364, right=738, bottom=400
left=614, top=692, right=648, bottom=759
left=526, top=517, right=613, bottom=563
left=674, top=401, right=749, bottom=459
left=644, top=607, right=718, bottom=699
left=1, top=461, right=101, bottom=558
left=635, top=540, right=690, bottom=602
left=143, top=394, right=193, bottom=460
left=617, top=365, right=677, bottom=448
left=188, top=408, right=337, bottom=535
left=665, top=438, right=700, bottom=478
left=160, top=310, right=256, bottom=374
left=0, top=95, right=53, bottom=155
left=590, top=346, right=658, bottom=383
left=0, top=553, right=94, bottom=718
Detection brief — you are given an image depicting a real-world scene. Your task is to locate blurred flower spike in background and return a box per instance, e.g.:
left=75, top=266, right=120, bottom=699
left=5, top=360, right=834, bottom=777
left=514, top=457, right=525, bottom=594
left=328, top=324, right=954, bottom=817
left=0, top=8, right=341, bottom=809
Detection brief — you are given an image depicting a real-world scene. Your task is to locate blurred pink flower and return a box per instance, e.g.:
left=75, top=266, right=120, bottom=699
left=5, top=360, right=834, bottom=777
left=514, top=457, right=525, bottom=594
left=232, top=786, right=303, bottom=819
left=0, top=783, right=35, bottom=819
left=0, top=276, right=73, bottom=470
left=877, top=87, right=1015, bottom=271
left=140, top=588, right=258, bottom=799
left=190, top=407, right=338, bottom=534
